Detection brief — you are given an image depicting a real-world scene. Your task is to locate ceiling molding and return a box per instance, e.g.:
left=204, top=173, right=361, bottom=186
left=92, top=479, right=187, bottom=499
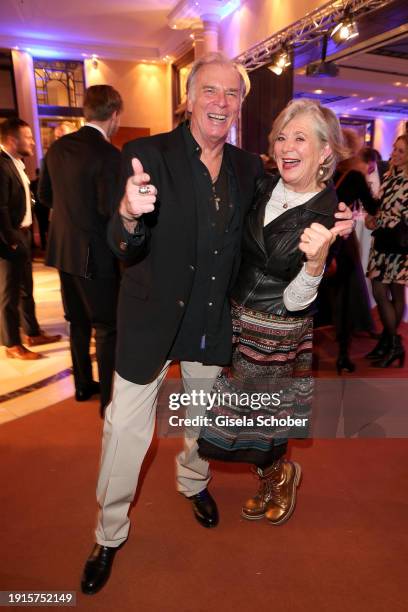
left=336, top=63, right=408, bottom=77
left=167, top=0, right=239, bottom=29
left=0, top=35, right=161, bottom=62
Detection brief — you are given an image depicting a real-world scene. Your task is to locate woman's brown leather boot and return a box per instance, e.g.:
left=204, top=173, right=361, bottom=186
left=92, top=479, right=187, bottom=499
left=242, top=459, right=301, bottom=524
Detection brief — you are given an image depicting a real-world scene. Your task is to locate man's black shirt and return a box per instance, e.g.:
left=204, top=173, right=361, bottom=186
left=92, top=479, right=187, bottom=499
left=169, top=122, right=241, bottom=363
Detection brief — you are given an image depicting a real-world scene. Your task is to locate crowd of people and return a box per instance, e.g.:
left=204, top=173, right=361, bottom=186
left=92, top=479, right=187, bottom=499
left=0, top=52, right=406, bottom=596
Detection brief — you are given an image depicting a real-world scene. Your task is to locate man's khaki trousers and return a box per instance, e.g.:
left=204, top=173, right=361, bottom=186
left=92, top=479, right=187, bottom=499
left=95, top=360, right=221, bottom=547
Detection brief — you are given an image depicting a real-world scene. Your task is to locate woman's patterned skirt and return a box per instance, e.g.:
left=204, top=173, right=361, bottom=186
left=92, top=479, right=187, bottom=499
left=197, top=302, right=314, bottom=467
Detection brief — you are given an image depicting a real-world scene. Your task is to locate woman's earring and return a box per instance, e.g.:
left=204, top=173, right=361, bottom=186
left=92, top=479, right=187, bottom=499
left=319, top=166, right=324, bottom=176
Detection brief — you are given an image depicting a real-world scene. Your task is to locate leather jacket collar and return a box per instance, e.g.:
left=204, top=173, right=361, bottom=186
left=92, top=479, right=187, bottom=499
left=249, top=173, right=338, bottom=258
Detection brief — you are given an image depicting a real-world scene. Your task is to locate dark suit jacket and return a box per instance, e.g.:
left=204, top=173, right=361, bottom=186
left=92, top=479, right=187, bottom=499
left=107, top=123, right=264, bottom=384
left=0, top=150, right=27, bottom=258
left=334, top=169, right=378, bottom=215
left=39, top=126, right=121, bottom=278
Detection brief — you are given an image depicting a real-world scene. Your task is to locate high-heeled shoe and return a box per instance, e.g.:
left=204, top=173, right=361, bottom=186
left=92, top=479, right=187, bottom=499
left=373, top=335, right=405, bottom=368
left=336, top=354, right=356, bottom=374
left=365, top=331, right=389, bottom=360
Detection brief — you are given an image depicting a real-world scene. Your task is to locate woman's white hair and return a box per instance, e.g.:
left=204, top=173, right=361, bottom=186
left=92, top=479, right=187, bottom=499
left=186, top=52, right=250, bottom=101
left=269, top=98, right=347, bottom=183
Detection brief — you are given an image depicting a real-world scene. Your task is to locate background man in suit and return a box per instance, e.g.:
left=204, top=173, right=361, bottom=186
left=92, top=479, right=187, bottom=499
left=0, top=118, right=61, bottom=360
left=39, top=85, right=123, bottom=412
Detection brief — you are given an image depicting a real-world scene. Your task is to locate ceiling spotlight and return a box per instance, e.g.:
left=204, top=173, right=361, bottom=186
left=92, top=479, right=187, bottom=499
left=331, top=15, right=359, bottom=44
left=268, top=48, right=291, bottom=76
left=91, top=54, right=98, bottom=69
left=306, top=34, right=339, bottom=78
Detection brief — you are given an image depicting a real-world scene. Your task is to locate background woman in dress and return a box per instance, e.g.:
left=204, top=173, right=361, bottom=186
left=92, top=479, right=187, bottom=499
left=366, top=134, right=408, bottom=367
left=318, top=130, right=379, bottom=374
left=199, top=99, right=349, bottom=526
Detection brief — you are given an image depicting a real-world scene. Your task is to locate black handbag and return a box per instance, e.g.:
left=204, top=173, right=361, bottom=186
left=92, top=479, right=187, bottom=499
left=372, top=219, right=408, bottom=255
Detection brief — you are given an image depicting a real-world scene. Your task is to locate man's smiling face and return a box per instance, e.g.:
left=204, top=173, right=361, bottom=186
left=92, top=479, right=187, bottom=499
left=187, top=63, right=242, bottom=148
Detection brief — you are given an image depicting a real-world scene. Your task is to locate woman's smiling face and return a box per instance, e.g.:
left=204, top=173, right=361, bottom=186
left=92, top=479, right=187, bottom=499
left=391, top=137, right=408, bottom=170
left=273, top=113, right=330, bottom=193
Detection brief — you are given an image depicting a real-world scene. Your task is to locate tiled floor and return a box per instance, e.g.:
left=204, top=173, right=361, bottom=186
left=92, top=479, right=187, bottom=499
left=0, top=261, right=97, bottom=424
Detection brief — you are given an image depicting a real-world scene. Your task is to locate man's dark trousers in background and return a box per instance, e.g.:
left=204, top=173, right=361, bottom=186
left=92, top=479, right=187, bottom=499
left=59, top=272, right=118, bottom=409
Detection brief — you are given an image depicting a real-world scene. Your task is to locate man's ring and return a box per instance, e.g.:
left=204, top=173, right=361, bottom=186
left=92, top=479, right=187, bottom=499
left=139, top=186, right=150, bottom=195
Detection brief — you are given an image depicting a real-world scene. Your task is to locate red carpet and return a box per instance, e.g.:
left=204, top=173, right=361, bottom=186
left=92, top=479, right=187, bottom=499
left=0, top=321, right=407, bottom=610
left=0, top=402, right=407, bottom=610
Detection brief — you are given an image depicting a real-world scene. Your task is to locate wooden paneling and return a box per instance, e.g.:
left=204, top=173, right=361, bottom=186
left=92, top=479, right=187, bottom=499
left=241, top=65, right=293, bottom=155
left=111, top=126, right=150, bottom=150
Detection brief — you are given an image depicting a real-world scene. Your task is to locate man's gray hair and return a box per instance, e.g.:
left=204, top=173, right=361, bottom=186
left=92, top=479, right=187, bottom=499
left=186, top=52, right=250, bottom=101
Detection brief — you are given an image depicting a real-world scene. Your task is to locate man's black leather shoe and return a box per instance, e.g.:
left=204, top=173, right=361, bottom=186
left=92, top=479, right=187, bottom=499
left=81, top=544, right=119, bottom=595
left=188, top=488, right=219, bottom=528
left=75, top=381, right=101, bottom=402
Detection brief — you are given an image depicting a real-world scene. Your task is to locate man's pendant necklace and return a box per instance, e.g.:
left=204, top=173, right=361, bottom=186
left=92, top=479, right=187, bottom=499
left=213, top=193, right=221, bottom=211
left=212, top=175, right=221, bottom=211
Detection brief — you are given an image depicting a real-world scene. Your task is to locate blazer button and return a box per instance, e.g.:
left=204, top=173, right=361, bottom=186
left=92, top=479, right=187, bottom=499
left=189, top=264, right=195, bottom=271
left=119, top=241, right=127, bottom=251
left=178, top=300, right=185, bottom=307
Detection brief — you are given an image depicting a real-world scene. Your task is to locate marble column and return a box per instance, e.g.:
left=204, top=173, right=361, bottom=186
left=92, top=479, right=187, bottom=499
left=193, top=14, right=220, bottom=59
left=11, top=50, right=42, bottom=177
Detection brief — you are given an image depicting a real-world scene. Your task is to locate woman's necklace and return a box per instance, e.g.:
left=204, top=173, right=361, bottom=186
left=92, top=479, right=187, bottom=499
left=282, top=182, right=308, bottom=209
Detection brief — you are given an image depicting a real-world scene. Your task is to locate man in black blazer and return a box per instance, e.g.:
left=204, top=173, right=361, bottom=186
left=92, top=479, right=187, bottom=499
left=81, top=54, right=353, bottom=595
left=81, top=53, right=264, bottom=595
left=0, top=118, right=61, bottom=359
left=39, top=85, right=123, bottom=411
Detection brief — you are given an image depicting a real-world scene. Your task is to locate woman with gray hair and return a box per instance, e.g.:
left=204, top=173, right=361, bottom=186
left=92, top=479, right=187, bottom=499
left=198, top=98, right=347, bottom=525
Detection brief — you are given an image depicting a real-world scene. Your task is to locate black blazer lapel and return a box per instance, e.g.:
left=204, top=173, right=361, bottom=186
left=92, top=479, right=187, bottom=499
left=161, top=126, right=197, bottom=236
left=225, top=145, right=251, bottom=227
left=248, top=174, right=280, bottom=258
left=1, top=151, right=25, bottom=192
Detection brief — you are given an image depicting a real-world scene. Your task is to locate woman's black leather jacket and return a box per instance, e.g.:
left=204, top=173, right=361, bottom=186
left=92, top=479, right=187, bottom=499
left=231, top=173, right=338, bottom=316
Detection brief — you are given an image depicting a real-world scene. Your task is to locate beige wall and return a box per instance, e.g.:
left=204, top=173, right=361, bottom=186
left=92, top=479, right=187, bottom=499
left=219, top=0, right=328, bottom=58
left=84, top=59, right=172, bottom=135
left=373, top=118, right=406, bottom=161
left=80, top=1, right=328, bottom=135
